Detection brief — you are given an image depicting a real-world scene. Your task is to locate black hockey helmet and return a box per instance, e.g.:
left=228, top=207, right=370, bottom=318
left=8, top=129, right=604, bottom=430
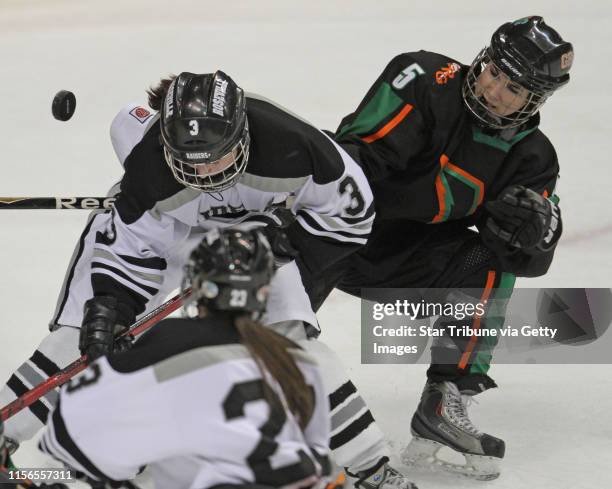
left=160, top=71, right=250, bottom=192
left=183, top=228, right=275, bottom=314
left=463, top=16, right=574, bottom=129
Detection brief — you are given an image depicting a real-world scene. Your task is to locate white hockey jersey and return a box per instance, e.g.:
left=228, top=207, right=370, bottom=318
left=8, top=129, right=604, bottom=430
left=84, top=95, right=375, bottom=323
left=40, top=317, right=331, bottom=489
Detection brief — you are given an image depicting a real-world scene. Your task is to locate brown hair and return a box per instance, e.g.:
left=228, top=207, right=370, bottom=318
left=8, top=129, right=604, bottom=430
left=234, top=315, right=314, bottom=430
left=146, top=75, right=176, bottom=111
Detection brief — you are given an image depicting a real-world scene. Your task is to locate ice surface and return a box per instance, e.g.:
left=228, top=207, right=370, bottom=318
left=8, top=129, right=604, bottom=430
left=0, top=1, right=610, bottom=488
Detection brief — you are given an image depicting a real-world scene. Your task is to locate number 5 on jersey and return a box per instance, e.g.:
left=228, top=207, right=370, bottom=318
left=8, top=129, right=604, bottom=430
left=392, top=63, right=425, bottom=89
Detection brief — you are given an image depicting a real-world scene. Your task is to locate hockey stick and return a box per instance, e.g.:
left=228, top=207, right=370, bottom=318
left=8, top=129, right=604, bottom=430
left=0, top=197, right=115, bottom=210
left=0, top=288, right=192, bottom=422
left=0, top=198, right=295, bottom=212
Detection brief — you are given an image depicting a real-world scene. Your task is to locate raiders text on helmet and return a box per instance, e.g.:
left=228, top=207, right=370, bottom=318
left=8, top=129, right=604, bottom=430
left=183, top=228, right=275, bottom=314
left=160, top=71, right=250, bottom=192
left=463, top=16, right=573, bottom=129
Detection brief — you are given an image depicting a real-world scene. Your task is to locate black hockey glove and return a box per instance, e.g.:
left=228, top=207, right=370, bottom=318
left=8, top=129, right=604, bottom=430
left=79, top=296, right=134, bottom=361
left=260, top=225, right=300, bottom=268
left=485, top=185, right=562, bottom=252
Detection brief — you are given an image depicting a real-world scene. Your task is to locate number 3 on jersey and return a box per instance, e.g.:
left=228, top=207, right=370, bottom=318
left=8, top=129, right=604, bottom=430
left=66, top=364, right=102, bottom=393
left=223, top=380, right=318, bottom=486
left=339, top=176, right=365, bottom=216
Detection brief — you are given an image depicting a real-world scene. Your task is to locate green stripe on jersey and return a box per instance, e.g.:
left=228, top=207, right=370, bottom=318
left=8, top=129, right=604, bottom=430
left=472, top=126, right=537, bottom=153
left=337, top=83, right=403, bottom=138
left=444, top=166, right=482, bottom=215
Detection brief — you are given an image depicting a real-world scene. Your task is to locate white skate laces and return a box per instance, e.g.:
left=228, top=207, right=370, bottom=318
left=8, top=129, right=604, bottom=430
left=443, top=382, right=480, bottom=435
left=350, top=458, right=418, bottom=489
left=379, top=465, right=418, bottom=489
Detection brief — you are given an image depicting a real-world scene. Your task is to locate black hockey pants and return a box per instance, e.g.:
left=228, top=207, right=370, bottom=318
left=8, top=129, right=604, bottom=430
left=308, top=223, right=516, bottom=394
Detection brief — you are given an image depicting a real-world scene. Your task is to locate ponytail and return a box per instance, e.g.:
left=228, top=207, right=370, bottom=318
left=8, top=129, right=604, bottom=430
left=146, top=75, right=176, bottom=111
left=234, top=315, right=314, bottom=430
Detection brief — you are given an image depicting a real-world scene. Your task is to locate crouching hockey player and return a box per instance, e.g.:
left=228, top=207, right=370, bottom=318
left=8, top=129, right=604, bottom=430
left=36, top=229, right=329, bottom=488
left=311, top=16, right=573, bottom=480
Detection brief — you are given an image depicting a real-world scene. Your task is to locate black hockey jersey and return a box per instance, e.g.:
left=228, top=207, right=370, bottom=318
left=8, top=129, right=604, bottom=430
left=335, top=51, right=561, bottom=276
left=94, top=94, right=374, bottom=318
left=40, top=317, right=331, bottom=489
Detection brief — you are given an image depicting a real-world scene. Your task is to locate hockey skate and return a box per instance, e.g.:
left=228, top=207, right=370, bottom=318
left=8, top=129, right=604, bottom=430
left=401, top=381, right=504, bottom=481
left=347, top=457, right=418, bottom=489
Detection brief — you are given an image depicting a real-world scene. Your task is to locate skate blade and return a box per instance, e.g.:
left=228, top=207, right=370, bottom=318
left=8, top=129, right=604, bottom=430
left=401, top=435, right=501, bottom=481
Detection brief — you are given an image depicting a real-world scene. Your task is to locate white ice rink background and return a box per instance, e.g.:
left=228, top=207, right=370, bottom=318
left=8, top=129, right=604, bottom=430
left=0, top=1, right=611, bottom=488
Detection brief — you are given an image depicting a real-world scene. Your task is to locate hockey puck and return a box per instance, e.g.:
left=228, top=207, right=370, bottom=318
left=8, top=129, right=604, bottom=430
left=51, top=90, right=76, bottom=121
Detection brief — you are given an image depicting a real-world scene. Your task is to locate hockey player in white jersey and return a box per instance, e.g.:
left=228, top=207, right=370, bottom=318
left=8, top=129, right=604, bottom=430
left=0, top=71, right=415, bottom=489
left=39, top=228, right=331, bottom=489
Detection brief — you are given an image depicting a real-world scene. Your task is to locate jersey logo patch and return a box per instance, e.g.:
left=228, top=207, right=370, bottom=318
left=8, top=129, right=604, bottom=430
left=435, top=63, right=461, bottom=85
left=199, top=203, right=247, bottom=221
left=129, top=106, right=153, bottom=124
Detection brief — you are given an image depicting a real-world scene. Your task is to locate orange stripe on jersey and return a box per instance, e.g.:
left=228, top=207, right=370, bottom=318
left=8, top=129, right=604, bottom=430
left=432, top=155, right=449, bottom=223
left=432, top=175, right=447, bottom=223
left=458, top=270, right=496, bottom=370
left=543, top=190, right=549, bottom=198
left=362, top=104, right=414, bottom=143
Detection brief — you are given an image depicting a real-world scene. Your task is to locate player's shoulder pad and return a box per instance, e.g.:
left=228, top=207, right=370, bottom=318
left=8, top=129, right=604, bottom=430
left=382, top=51, right=464, bottom=129
left=385, top=51, right=464, bottom=90
left=108, top=317, right=242, bottom=374
left=115, top=113, right=184, bottom=225
left=509, top=127, right=558, bottom=169
left=110, top=102, right=158, bottom=167
left=244, top=94, right=346, bottom=184
left=289, top=347, right=319, bottom=367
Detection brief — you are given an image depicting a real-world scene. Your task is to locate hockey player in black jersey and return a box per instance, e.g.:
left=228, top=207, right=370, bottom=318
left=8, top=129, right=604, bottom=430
left=38, top=228, right=332, bottom=489
left=0, top=71, right=414, bottom=489
left=312, top=16, right=573, bottom=480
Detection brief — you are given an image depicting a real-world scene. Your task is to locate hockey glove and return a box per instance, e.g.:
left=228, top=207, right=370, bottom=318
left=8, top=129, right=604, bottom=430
left=485, top=185, right=562, bottom=252
left=79, top=296, right=133, bottom=360
left=261, top=225, right=300, bottom=268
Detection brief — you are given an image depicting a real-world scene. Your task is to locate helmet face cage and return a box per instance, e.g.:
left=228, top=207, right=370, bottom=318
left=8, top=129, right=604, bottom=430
left=463, top=48, right=548, bottom=130
left=163, top=121, right=250, bottom=193
left=182, top=229, right=275, bottom=316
